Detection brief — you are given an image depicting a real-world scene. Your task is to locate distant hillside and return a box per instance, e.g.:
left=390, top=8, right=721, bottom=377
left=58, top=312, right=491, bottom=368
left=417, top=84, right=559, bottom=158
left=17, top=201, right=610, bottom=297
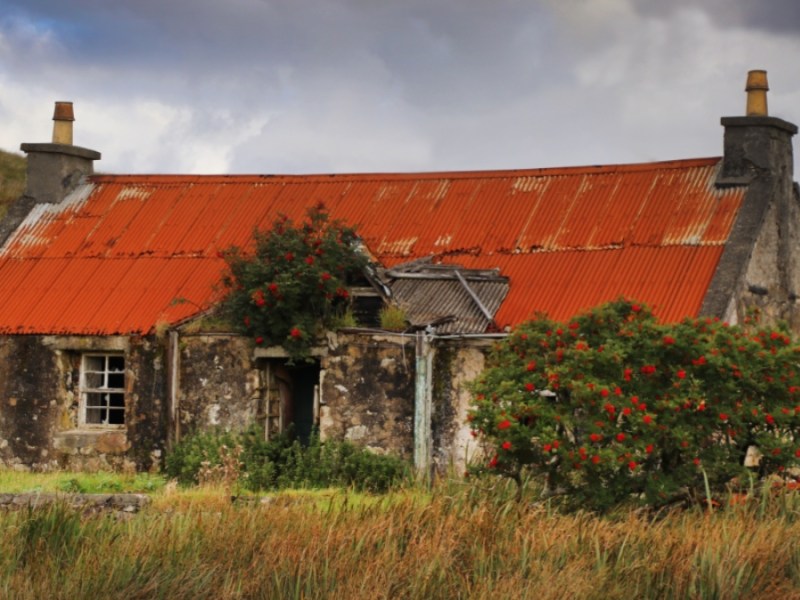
left=0, top=149, right=25, bottom=219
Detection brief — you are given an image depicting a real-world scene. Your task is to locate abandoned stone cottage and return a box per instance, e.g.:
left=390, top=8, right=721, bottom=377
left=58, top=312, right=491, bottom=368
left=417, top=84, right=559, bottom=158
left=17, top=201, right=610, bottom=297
left=0, top=70, right=798, bottom=474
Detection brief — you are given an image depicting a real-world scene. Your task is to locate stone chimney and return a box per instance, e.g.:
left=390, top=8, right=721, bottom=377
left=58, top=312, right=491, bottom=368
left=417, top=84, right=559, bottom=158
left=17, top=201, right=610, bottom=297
left=19, top=101, right=101, bottom=204
left=718, top=70, right=797, bottom=184
left=704, top=70, right=800, bottom=326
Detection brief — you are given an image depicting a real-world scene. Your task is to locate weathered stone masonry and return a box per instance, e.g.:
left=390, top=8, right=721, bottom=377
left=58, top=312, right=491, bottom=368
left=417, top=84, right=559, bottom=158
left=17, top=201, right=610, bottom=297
left=321, top=333, right=416, bottom=458
left=0, top=335, right=168, bottom=472
left=176, top=334, right=259, bottom=441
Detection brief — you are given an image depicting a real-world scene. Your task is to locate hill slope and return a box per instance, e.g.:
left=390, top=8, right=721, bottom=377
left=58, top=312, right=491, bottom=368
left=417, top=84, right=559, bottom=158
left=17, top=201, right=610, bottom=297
left=0, top=149, right=25, bottom=219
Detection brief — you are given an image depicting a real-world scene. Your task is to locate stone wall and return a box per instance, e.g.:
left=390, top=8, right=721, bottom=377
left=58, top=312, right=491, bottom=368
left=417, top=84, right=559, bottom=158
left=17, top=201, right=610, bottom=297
left=176, top=334, right=260, bottom=440
left=0, top=334, right=168, bottom=472
left=0, top=492, right=150, bottom=515
left=320, top=332, right=416, bottom=458
left=125, top=336, right=169, bottom=469
left=0, top=329, right=488, bottom=473
left=0, top=336, right=61, bottom=470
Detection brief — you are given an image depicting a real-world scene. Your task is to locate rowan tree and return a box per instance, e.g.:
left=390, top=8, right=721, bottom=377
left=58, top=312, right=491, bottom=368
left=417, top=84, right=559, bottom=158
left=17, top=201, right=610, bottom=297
left=220, top=204, right=366, bottom=361
left=469, top=299, right=800, bottom=511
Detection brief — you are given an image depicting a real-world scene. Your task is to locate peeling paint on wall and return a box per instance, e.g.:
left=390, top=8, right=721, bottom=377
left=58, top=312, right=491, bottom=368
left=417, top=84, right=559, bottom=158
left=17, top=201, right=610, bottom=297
left=432, top=342, right=487, bottom=473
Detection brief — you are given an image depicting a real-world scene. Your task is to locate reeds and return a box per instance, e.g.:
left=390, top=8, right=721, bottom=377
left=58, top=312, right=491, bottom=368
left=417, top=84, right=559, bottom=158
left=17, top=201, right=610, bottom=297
left=2, top=481, right=800, bottom=599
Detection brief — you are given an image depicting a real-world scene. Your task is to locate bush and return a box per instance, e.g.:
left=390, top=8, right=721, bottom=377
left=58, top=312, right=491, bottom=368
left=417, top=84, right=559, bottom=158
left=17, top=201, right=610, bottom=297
left=469, top=299, right=800, bottom=512
left=165, top=426, right=410, bottom=493
left=164, top=429, right=239, bottom=486
left=220, top=204, right=368, bottom=361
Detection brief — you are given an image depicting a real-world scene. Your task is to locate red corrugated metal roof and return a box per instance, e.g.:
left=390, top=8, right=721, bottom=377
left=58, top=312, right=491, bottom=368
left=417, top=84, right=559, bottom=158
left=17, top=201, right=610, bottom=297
left=0, top=158, right=746, bottom=334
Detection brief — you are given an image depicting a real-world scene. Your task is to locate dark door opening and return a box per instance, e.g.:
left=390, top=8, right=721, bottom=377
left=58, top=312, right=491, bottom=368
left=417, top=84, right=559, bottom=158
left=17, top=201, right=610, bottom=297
left=261, top=359, right=320, bottom=444
left=286, top=362, right=319, bottom=444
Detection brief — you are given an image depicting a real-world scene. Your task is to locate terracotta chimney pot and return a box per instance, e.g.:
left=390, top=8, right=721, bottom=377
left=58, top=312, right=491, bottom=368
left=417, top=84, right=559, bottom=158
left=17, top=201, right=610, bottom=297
left=52, top=101, right=75, bottom=145
left=745, top=70, right=769, bottom=117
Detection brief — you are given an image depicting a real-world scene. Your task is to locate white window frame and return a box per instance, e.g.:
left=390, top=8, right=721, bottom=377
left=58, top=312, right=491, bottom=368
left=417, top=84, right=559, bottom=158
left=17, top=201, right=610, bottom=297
left=79, top=353, right=126, bottom=427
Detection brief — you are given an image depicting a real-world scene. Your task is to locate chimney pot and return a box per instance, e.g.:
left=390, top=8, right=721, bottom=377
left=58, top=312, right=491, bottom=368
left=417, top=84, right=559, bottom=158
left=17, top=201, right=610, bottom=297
left=52, top=101, right=74, bottom=145
left=745, top=70, right=769, bottom=117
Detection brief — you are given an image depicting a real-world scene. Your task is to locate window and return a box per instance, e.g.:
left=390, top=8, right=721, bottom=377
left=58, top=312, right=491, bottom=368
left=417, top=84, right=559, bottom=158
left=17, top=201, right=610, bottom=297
left=80, top=354, right=126, bottom=426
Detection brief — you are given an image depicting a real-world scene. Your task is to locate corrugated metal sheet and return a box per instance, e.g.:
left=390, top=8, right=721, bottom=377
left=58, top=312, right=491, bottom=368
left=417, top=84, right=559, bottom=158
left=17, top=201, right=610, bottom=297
left=447, top=245, right=725, bottom=324
left=386, top=264, right=509, bottom=333
left=0, top=158, right=746, bottom=334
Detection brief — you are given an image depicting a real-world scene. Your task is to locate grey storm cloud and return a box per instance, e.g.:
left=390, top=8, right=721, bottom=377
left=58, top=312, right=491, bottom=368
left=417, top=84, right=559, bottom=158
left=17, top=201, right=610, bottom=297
left=2, top=0, right=800, bottom=174
left=1, top=0, right=560, bottom=101
left=631, top=0, right=800, bottom=34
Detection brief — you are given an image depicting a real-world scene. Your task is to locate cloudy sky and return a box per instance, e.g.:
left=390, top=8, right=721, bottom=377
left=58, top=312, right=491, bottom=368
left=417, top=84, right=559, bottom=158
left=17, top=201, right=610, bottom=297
left=2, top=0, right=800, bottom=175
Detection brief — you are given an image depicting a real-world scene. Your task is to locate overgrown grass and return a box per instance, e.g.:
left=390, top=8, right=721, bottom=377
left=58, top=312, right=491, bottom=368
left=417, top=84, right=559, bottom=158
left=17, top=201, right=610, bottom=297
left=2, top=478, right=800, bottom=598
left=0, top=470, right=166, bottom=494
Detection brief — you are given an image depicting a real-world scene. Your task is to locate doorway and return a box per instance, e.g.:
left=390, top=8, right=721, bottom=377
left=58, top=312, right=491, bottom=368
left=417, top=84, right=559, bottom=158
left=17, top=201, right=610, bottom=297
left=260, top=359, right=320, bottom=443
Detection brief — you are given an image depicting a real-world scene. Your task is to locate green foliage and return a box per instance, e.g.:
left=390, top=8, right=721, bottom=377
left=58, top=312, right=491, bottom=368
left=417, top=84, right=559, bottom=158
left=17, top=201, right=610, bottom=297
left=330, top=308, right=359, bottom=329
left=379, top=304, right=408, bottom=331
left=165, top=426, right=410, bottom=493
left=58, top=478, right=85, bottom=494
left=0, top=471, right=165, bottom=494
left=164, top=429, right=239, bottom=486
left=470, top=299, right=800, bottom=512
left=220, top=204, right=368, bottom=361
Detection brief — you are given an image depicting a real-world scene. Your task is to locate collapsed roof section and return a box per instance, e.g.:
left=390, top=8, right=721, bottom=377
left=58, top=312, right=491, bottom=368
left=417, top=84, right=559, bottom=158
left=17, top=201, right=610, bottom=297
left=379, top=258, right=508, bottom=334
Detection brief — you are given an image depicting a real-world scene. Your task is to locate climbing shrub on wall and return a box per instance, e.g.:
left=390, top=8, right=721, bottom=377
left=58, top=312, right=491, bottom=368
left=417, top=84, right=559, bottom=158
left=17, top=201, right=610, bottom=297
left=220, top=204, right=367, bottom=360
left=469, top=299, right=800, bottom=512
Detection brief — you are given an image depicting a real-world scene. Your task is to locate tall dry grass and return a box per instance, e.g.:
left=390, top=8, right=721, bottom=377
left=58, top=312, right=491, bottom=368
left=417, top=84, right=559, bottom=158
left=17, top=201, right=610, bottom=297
left=2, top=481, right=800, bottom=599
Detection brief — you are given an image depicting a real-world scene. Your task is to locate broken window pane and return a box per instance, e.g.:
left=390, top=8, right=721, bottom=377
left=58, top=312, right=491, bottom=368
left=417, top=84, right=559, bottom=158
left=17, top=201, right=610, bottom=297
left=81, top=354, right=126, bottom=426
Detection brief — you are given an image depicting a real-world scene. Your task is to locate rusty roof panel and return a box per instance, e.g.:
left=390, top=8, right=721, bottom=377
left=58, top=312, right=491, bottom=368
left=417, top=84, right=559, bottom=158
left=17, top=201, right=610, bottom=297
left=56, top=259, right=123, bottom=333
left=212, top=183, right=275, bottom=250
left=107, top=186, right=183, bottom=256
left=0, top=259, right=62, bottom=331
left=1, top=186, right=94, bottom=259
left=702, top=187, right=743, bottom=243
left=0, top=158, right=746, bottom=334
left=450, top=245, right=725, bottom=326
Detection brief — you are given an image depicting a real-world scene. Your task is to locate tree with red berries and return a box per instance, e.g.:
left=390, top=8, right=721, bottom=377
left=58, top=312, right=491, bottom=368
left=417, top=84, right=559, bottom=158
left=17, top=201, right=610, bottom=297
left=469, top=299, right=800, bottom=511
left=220, top=204, right=367, bottom=361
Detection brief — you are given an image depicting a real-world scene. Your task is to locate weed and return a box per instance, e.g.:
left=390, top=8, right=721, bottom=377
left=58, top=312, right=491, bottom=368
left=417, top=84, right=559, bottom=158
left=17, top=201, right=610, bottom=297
left=58, top=478, right=85, bottom=494
left=379, top=304, right=408, bottom=331
left=166, top=426, right=410, bottom=493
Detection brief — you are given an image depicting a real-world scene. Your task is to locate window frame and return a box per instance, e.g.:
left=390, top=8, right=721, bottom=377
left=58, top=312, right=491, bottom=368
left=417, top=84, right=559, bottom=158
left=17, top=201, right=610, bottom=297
left=79, top=353, right=126, bottom=428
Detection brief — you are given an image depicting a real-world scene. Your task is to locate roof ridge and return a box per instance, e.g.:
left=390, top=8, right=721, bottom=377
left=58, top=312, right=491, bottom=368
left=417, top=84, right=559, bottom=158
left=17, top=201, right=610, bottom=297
left=90, top=157, right=722, bottom=184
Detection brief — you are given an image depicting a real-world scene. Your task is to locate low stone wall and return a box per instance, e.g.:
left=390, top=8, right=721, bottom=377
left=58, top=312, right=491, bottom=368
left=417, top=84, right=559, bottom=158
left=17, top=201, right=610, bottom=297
left=0, top=492, right=150, bottom=514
